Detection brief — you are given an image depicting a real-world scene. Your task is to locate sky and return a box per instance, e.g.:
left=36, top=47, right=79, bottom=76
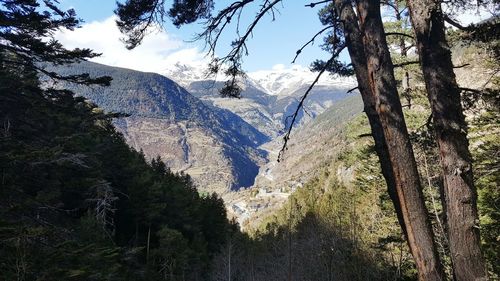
left=55, top=1, right=495, bottom=74
left=56, top=0, right=337, bottom=73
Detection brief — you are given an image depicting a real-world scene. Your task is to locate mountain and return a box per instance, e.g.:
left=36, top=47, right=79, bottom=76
left=164, top=63, right=357, bottom=139
left=224, top=94, right=364, bottom=227
left=50, top=61, right=269, bottom=193
left=49, top=61, right=358, bottom=196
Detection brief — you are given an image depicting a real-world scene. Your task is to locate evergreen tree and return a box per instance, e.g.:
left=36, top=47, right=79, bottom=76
left=1, top=1, right=233, bottom=280
left=113, top=0, right=442, bottom=279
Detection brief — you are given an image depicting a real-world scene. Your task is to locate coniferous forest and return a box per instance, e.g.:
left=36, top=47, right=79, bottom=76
left=1, top=1, right=499, bottom=281
left=0, top=1, right=231, bottom=280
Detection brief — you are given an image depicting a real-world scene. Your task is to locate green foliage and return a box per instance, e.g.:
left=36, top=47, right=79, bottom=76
left=244, top=162, right=415, bottom=280
left=168, top=0, right=214, bottom=26
left=0, top=71, right=231, bottom=279
left=0, top=1, right=232, bottom=280
left=115, top=0, right=213, bottom=49
left=311, top=3, right=354, bottom=76
left=468, top=79, right=500, bottom=277
left=0, top=0, right=111, bottom=85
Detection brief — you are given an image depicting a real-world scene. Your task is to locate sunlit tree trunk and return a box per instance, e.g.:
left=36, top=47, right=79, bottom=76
left=354, top=1, right=445, bottom=279
left=334, top=0, right=407, bottom=238
left=406, top=1, right=487, bottom=279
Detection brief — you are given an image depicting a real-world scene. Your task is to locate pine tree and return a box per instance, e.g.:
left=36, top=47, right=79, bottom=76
left=1, top=1, right=233, bottom=279
left=405, top=1, right=492, bottom=279
left=113, top=0, right=445, bottom=279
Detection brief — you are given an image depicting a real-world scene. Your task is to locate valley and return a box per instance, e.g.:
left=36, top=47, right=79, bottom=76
left=52, top=61, right=360, bottom=224
left=2, top=1, right=497, bottom=280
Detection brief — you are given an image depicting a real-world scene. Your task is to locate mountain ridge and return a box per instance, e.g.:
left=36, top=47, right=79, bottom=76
left=165, top=62, right=357, bottom=139
left=49, top=61, right=360, bottom=195
left=49, top=61, right=269, bottom=192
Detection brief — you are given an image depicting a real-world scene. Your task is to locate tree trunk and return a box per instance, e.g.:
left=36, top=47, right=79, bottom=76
left=228, top=241, right=232, bottom=281
left=147, top=225, right=151, bottom=265
left=355, top=1, right=445, bottom=280
left=334, top=0, right=407, bottom=239
left=405, top=1, right=487, bottom=280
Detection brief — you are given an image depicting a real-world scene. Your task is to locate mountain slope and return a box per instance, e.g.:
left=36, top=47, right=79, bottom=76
left=164, top=63, right=357, bottom=139
left=224, top=94, right=364, bottom=226
left=50, top=61, right=269, bottom=192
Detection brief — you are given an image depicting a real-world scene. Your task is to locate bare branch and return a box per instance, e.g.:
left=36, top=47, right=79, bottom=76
left=292, top=25, right=333, bottom=63
left=305, top=0, right=331, bottom=8
left=201, top=0, right=281, bottom=61
left=459, top=87, right=482, bottom=94
left=385, top=32, right=414, bottom=40
left=198, top=0, right=255, bottom=55
left=481, top=68, right=500, bottom=88
left=347, top=86, right=358, bottom=94
left=444, top=15, right=468, bottom=30
left=453, top=63, right=470, bottom=69
left=277, top=48, right=343, bottom=162
left=393, top=60, right=419, bottom=68
left=358, top=133, right=372, bottom=138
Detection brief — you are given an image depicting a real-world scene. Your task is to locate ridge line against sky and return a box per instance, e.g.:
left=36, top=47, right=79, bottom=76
left=56, top=0, right=494, bottom=74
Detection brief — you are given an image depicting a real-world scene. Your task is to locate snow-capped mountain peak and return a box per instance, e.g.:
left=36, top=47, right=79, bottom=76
left=248, top=64, right=355, bottom=96
left=162, top=62, right=215, bottom=88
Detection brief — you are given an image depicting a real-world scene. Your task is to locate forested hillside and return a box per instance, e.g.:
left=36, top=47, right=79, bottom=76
left=48, top=61, right=269, bottom=192
left=244, top=40, right=499, bottom=281
left=0, top=59, right=233, bottom=280
left=213, top=61, right=499, bottom=279
left=0, top=1, right=232, bottom=280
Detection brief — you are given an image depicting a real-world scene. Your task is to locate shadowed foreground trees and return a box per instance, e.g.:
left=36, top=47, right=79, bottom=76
left=1, top=1, right=232, bottom=279
left=210, top=177, right=404, bottom=281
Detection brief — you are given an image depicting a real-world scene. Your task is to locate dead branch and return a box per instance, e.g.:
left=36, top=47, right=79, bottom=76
left=385, top=32, right=414, bottom=40
left=347, top=86, right=358, bottom=94
left=453, top=63, right=470, bottom=69
left=292, top=25, right=334, bottom=63
left=393, top=60, right=419, bottom=68
left=201, top=0, right=282, bottom=65
left=444, top=15, right=468, bottom=30
left=305, top=0, right=331, bottom=8
left=277, top=49, right=343, bottom=162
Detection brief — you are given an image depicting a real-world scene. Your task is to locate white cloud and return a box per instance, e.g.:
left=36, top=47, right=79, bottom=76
left=55, top=16, right=209, bottom=73
left=271, top=64, right=286, bottom=71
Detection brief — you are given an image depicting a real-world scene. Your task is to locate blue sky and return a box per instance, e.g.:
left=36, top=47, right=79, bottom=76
left=57, top=0, right=340, bottom=72
left=56, top=1, right=492, bottom=73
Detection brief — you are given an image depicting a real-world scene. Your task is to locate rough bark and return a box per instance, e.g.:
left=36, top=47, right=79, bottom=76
left=355, top=1, right=445, bottom=280
left=405, top=1, right=488, bottom=280
left=333, top=0, right=407, bottom=238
